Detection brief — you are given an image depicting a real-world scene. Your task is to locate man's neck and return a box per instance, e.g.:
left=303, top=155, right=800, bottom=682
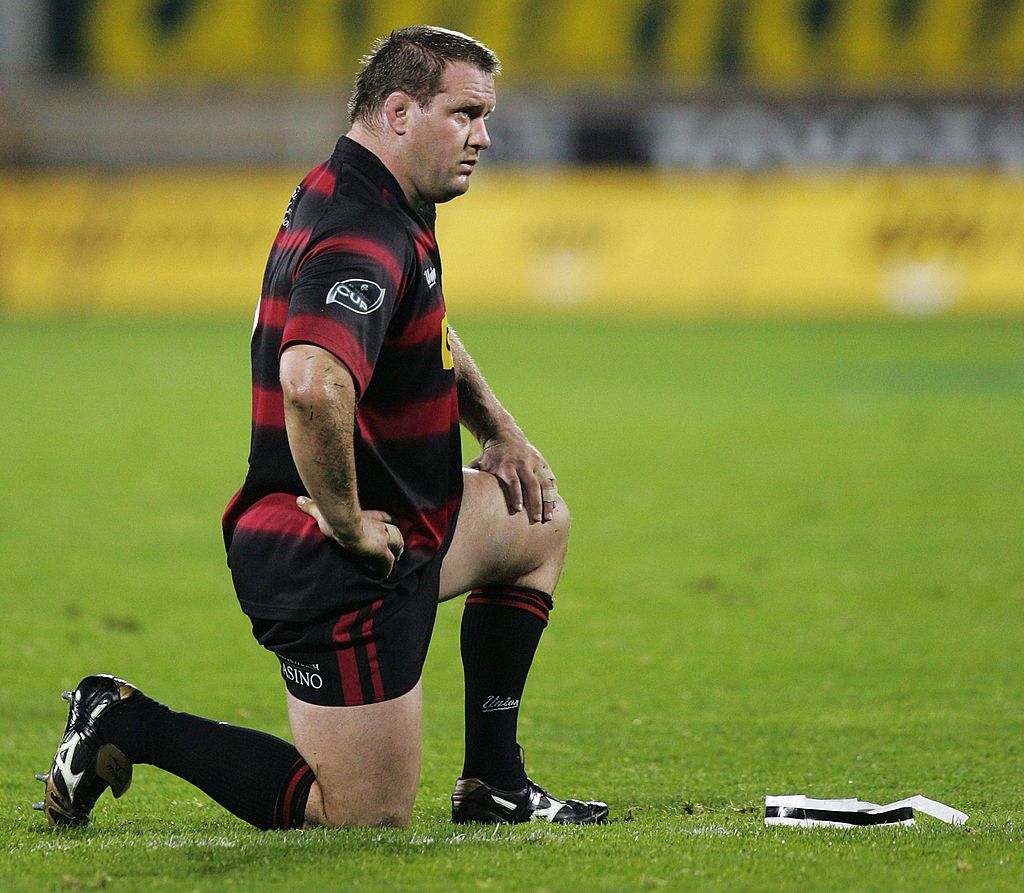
left=345, top=124, right=420, bottom=209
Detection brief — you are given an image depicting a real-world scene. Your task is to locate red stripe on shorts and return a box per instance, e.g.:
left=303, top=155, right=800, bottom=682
left=333, top=607, right=366, bottom=705
left=363, top=599, right=385, bottom=702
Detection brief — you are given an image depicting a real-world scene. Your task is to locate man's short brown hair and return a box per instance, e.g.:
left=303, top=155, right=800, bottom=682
left=348, top=25, right=500, bottom=126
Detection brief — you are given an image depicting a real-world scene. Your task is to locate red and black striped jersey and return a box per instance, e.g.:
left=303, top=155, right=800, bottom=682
left=223, top=137, right=462, bottom=611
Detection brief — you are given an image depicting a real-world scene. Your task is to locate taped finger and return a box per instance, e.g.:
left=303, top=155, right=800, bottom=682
left=384, top=523, right=404, bottom=558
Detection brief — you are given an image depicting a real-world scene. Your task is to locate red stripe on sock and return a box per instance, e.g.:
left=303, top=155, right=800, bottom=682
left=469, top=585, right=552, bottom=606
left=274, top=758, right=313, bottom=830
left=465, top=591, right=551, bottom=625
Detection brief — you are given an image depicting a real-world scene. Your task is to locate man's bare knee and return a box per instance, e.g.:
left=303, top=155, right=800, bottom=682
left=441, top=471, right=572, bottom=599
left=287, top=683, right=422, bottom=830
left=306, top=780, right=412, bottom=828
left=547, top=494, right=570, bottom=549
left=508, top=494, right=570, bottom=593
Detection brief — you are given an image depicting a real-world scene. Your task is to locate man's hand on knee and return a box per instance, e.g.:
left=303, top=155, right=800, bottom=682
left=468, top=432, right=558, bottom=524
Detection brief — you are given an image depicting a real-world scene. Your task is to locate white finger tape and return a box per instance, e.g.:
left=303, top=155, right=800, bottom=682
left=542, top=486, right=558, bottom=501
left=765, top=794, right=968, bottom=828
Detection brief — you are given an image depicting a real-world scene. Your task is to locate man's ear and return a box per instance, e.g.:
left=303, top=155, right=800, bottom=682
left=383, top=92, right=413, bottom=135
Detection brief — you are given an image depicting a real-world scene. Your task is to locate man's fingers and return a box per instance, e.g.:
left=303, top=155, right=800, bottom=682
left=521, top=472, right=544, bottom=523
left=535, top=465, right=558, bottom=523
left=296, top=495, right=332, bottom=537
left=492, top=463, right=559, bottom=523
left=486, top=468, right=522, bottom=515
left=538, top=465, right=558, bottom=501
left=519, top=461, right=553, bottom=524
left=383, top=522, right=405, bottom=561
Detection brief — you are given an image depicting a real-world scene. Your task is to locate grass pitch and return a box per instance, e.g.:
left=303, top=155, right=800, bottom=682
left=0, top=317, right=1021, bottom=891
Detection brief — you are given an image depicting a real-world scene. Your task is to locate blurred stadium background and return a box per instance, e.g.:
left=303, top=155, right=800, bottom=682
left=2, top=0, right=1023, bottom=320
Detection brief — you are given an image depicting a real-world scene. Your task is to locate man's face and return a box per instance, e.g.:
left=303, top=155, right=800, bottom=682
left=402, top=61, right=496, bottom=206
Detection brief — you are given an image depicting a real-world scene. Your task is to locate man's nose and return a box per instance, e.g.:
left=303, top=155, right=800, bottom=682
left=469, top=118, right=491, bottom=150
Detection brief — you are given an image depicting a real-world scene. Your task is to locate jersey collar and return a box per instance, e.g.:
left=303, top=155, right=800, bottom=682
left=333, top=136, right=436, bottom=229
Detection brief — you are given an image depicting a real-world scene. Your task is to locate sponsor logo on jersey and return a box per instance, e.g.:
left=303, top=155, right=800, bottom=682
left=424, top=266, right=437, bottom=288
left=281, top=184, right=301, bottom=228
left=326, top=279, right=386, bottom=314
left=441, top=313, right=454, bottom=370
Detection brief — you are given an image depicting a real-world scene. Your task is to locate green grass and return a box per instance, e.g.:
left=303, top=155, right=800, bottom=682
left=1, top=317, right=1021, bottom=891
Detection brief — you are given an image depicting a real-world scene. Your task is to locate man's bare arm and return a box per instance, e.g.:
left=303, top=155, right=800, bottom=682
left=448, top=327, right=558, bottom=523
left=280, top=343, right=403, bottom=576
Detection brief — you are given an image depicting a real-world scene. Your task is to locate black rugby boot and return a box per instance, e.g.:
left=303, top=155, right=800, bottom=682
left=452, top=776, right=609, bottom=825
left=33, top=674, right=137, bottom=827
left=452, top=747, right=608, bottom=825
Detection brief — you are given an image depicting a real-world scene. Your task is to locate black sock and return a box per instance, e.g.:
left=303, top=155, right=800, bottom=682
left=460, top=584, right=553, bottom=790
left=98, top=693, right=313, bottom=830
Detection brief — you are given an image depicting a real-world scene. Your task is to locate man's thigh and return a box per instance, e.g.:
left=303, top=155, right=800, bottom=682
left=439, top=468, right=569, bottom=600
left=287, top=681, right=423, bottom=828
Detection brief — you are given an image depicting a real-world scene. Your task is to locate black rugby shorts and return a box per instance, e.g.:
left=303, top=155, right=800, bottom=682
left=229, top=495, right=458, bottom=707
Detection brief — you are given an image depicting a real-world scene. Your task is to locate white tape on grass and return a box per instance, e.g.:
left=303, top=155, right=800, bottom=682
left=765, top=794, right=968, bottom=828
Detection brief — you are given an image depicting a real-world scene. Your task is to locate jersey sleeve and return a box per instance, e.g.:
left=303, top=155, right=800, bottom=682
left=282, top=224, right=410, bottom=394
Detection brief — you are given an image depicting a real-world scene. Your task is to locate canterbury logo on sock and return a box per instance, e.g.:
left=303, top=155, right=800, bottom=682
left=481, top=695, right=520, bottom=713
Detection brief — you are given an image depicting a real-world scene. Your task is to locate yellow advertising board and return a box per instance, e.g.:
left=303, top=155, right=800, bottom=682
left=1, top=169, right=1022, bottom=318
left=72, top=0, right=1024, bottom=89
